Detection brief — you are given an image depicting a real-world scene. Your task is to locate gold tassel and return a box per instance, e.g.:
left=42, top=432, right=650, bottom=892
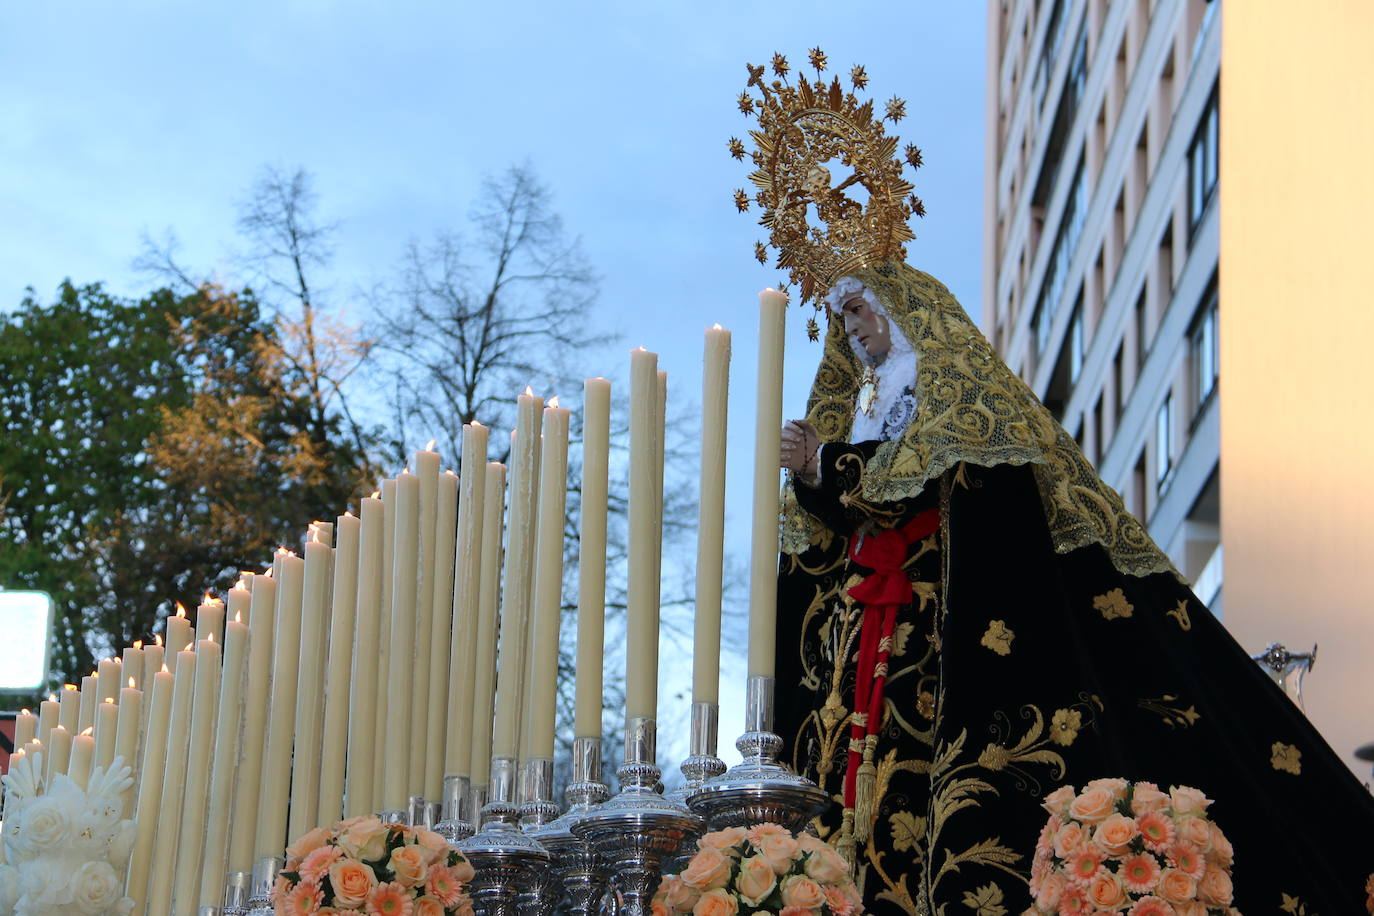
left=836, top=808, right=857, bottom=867
left=853, top=734, right=879, bottom=843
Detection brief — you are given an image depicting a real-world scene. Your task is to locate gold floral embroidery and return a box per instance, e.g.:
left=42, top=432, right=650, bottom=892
left=1093, top=588, right=1134, bottom=620
left=961, top=882, right=1008, bottom=916
left=1049, top=708, right=1082, bottom=746
left=916, top=689, right=935, bottom=720
left=1280, top=892, right=1312, bottom=913
left=980, top=619, right=1014, bottom=655
left=1167, top=599, right=1192, bottom=630
left=1138, top=695, right=1200, bottom=729
left=1272, top=742, right=1303, bottom=775
left=888, top=810, right=927, bottom=852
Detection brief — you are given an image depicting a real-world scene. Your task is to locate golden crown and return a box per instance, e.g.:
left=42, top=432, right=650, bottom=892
left=730, top=49, right=925, bottom=337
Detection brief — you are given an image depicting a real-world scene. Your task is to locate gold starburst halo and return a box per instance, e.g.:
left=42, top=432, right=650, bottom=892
left=730, top=50, right=923, bottom=307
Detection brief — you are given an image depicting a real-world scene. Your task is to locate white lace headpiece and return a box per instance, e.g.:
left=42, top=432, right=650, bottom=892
left=824, top=277, right=920, bottom=443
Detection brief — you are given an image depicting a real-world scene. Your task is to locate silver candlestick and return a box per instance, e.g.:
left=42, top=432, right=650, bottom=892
left=543, top=737, right=612, bottom=916
left=436, top=774, right=473, bottom=841
left=517, top=757, right=563, bottom=915
left=458, top=755, right=551, bottom=916
left=243, top=855, right=285, bottom=916
left=664, top=701, right=728, bottom=874
left=468, top=782, right=488, bottom=832
left=689, top=676, right=828, bottom=832
left=1253, top=642, right=1318, bottom=711
left=221, top=869, right=251, bottom=916
left=571, top=716, right=704, bottom=916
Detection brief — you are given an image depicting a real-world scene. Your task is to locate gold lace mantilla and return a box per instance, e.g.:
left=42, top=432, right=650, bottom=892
left=782, top=260, right=1177, bottom=580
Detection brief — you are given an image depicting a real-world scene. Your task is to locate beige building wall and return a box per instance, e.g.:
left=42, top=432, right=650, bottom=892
left=1220, top=1, right=1374, bottom=772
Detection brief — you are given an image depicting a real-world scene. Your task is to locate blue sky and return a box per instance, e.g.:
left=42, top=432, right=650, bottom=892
left=1, top=1, right=986, bottom=757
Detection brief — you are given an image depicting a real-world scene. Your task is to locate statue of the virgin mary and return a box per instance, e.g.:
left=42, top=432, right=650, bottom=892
left=731, top=50, right=1374, bottom=915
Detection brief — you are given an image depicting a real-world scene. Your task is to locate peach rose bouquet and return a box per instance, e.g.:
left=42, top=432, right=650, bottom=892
left=1030, top=779, right=1240, bottom=916
left=652, top=822, right=863, bottom=916
left=272, top=817, right=475, bottom=916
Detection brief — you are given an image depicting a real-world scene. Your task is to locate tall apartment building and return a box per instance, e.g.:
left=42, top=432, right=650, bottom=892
left=982, top=0, right=1222, bottom=607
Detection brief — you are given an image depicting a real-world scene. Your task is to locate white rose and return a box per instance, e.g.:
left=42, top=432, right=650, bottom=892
left=0, top=863, right=19, bottom=912
left=19, top=797, right=72, bottom=852
left=107, top=821, right=137, bottom=869
left=19, top=857, right=76, bottom=909
left=71, top=860, right=121, bottom=915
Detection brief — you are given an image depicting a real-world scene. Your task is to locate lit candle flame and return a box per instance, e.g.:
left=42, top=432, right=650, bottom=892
left=81, top=727, right=93, bottom=736
left=524, top=385, right=534, bottom=396
left=113, top=657, right=121, bottom=664
left=128, top=677, right=135, bottom=689
left=64, top=684, right=77, bottom=692
left=549, top=396, right=560, bottom=408
left=633, top=346, right=646, bottom=352
left=206, top=632, right=216, bottom=644
left=276, top=546, right=291, bottom=556
left=344, top=510, right=355, bottom=517
left=175, top=602, right=187, bottom=618
left=472, top=420, right=485, bottom=429
left=370, top=490, right=381, bottom=499
left=309, top=523, right=321, bottom=543
left=48, top=694, right=56, bottom=702
left=155, top=634, right=164, bottom=647
left=133, top=640, right=143, bottom=649
left=20, top=707, right=30, bottom=716
left=161, top=663, right=169, bottom=673
left=424, top=438, right=437, bottom=451
left=712, top=322, right=724, bottom=330
left=103, top=697, right=114, bottom=705
left=234, top=610, right=242, bottom=623
left=203, top=591, right=218, bottom=604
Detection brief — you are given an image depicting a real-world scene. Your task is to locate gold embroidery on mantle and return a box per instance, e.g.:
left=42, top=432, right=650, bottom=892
left=1093, top=588, right=1134, bottom=620
left=1272, top=742, right=1303, bottom=775
left=1167, top=599, right=1192, bottom=630
left=979, top=620, right=1014, bottom=656
left=1138, top=695, right=1201, bottom=729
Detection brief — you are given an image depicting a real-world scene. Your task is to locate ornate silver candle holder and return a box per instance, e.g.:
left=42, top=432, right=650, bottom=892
left=664, top=701, right=728, bottom=874
left=571, top=716, right=705, bottom=916
left=1253, top=642, right=1318, bottom=710
left=468, top=783, right=488, bottom=832
left=458, top=755, right=551, bottom=916
left=243, top=855, right=285, bottom=916
left=516, top=756, right=563, bottom=915
left=542, top=737, right=612, bottom=916
left=198, top=906, right=221, bottom=916
left=436, top=774, right=474, bottom=841
left=688, top=676, right=828, bottom=832
left=221, top=869, right=251, bottom=916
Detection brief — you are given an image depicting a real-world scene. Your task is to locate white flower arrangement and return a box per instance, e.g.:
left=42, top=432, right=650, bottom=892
left=1, top=751, right=137, bottom=916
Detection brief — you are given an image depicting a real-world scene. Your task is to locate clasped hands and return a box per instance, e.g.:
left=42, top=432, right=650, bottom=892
left=780, top=419, right=820, bottom=480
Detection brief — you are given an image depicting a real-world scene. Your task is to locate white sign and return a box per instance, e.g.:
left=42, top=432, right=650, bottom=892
left=0, top=590, right=53, bottom=692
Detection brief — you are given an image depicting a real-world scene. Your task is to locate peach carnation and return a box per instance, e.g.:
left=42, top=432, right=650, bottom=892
left=1136, top=811, right=1174, bottom=853
left=1057, top=883, right=1091, bottom=915
left=822, top=885, right=857, bottom=916
left=1126, top=896, right=1172, bottom=916
left=282, top=880, right=324, bottom=916
left=300, top=845, right=343, bottom=884
left=424, top=865, right=466, bottom=908
left=1168, top=843, right=1205, bottom=881
left=1119, top=853, right=1161, bottom=895
left=329, top=859, right=379, bottom=908
left=1068, top=787, right=1116, bottom=825
left=366, top=882, right=414, bottom=916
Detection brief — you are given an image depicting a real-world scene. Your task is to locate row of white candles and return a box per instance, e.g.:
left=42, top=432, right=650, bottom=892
left=5, top=288, right=789, bottom=916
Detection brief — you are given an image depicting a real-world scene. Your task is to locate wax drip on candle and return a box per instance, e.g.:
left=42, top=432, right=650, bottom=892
left=309, top=523, right=321, bottom=543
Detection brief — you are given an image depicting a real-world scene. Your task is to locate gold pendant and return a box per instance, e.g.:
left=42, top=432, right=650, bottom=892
left=858, top=367, right=879, bottom=416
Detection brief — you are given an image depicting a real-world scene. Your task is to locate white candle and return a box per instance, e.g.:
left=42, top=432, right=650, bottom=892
left=427, top=469, right=458, bottom=792
left=97, top=656, right=120, bottom=703
left=145, top=648, right=197, bottom=916
left=575, top=379, right=611, bottom=738
left=492, top=392, right=542, bottom=760
left=122, top=644, right=145, bottom=690
left=166, top=604, right=193, bottom=671
left=14, top=707, right=36, bottom=748
left=45, top=724, right=72, bottom=783
left=227, top=573, right=277, bottom=872
left=255, top=550, right=304, bottom=858
left=372, top=478, right=397, bottom=808
left=445, top=424, right=488, bottom=778
left=347, top=495, right=385, bottom=817
left=626, top=349, right=659, bottom=721
left=199, top=615, right=247, bottom=908
left=469, top=462, right=507, bottom=787
left=93, top=698, right=118, bottom=771
left=58, top=683, right=79, bottom=735
left=227, top=579, right=253, bottom=625
left=78, top=674, right=97, bottom=734
left=141, top=639, right=164, bottom=735
left=289, top=531, right=331, bottom=840
left=524, top=399, right=570, bottom=761
left=383, top=471, right=420, bottom=810
left=749, top=288, right=788, bottom=678
left=413, top=444, right=441, bottom=796
left=114, top=677, right=142, bottom=811
left=126, top=666, right=173, bottom=911
left=318, top=512, right=361, bottom=825
left=196, top=593, right=224, bottom=644
left=695, top=325, right=732, bottom=703
left=170, top=637, right=221, bottom=915
left=67, top=727, right=95, bottom=790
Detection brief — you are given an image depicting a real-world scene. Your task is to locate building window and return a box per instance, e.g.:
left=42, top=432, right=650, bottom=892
left=1069, top=301, right=1084, bottom=384
left=1190, top=277, right=1219, bottom=414
left=1156, top=393, right=1174, bottom=487
left=1113, top=341, right=1125, bottom=420
left=1134, top=285, right=1149, bottom=366
left=1188, top=85, right=1220, bottom=237
left=1031, top=159, right=1087, bottom=356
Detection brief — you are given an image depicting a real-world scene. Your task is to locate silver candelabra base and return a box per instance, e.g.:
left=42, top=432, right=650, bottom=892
left=458, top=756, right=551, bottom=916
left=543, top=736, right=613, bottom=916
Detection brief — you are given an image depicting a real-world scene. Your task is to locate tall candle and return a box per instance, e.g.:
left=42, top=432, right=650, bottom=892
left=695, top=325, right=731, bottom=703
left=199, top=614, right=247, bottom=908
left=196, top=593, right=224, bottom=645
left=652, top=369, right=667, bottom=665
left=469, top=462, right=507, bottom=787
left=37, top=695, right=59, bottom=751
left=97, top=656, right=120, bottom=702
left=127, top=666, right=173, bottom=911
left=412, top=444, right=441, bottom=796
left=523, top=399, right=570, bottom=761
left=626, top=349, right=660, bottom=721
left=426, top=469, right=459, bottom=793
left=114, top=677, right=143, bottom=810
left=166, top=604, right=193, bottom=670
left=141, top=639, right=164, bottom=735
left=289, top=531, right=331, bottom=839
left=492, top=391, right=542, bottom=760
left=227, top=573, right=277, bottom=872
left=93, top=698, right=119, bottom=770
left=318, top=511, right=361, bottom=825
left=44, top=724, right=72, bottom=784
left=749, top=289, right=788, bottom=678
left=14, top=707, right=36, bottom=748
left=58, top=683, right=79, bottom=735
left=67, top=727, right=95, bottom=790
left=171, top=637, right=222, bottom=914
left=372, top=478, right=397, bottom=807
left=122, top=644, right=145, bottom=690
left=255, top=550, right=304, bottom=858
left=78, top=674, right=97, bottom=734
left=383, top=471, right=420, bottom=810
left=347, top=495, right=385, bottom=817
left=445, top=424, right=488, bottom=777
left=145, top=648, right=198, bottom=916
left=575, top=379, right=612, bottom=738
left=227, top=579, right=253, bottom=625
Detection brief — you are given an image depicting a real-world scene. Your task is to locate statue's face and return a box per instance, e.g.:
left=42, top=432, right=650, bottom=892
left=840, top=292, right=891, bottom=359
